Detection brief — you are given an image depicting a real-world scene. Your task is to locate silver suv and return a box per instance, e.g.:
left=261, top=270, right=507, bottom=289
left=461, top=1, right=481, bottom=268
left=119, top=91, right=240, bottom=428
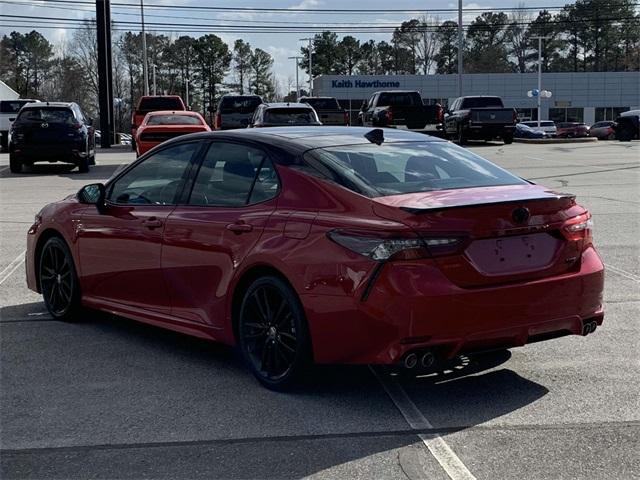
left=214, top=95, right=263, bottom=130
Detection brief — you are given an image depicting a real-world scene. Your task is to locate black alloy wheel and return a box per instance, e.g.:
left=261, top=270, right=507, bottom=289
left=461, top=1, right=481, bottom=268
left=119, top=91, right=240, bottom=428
left=238, top=276, right=311, bottom=390
left=39, top=237, right=82, bottom=321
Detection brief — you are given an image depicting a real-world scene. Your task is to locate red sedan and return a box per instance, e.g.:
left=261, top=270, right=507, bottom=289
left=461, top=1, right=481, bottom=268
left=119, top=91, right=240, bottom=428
left=135, top=110, right=210, bottom=156
left=26, top=127, right=604, bottom=389
left=556, top=122, right=590, bottom=138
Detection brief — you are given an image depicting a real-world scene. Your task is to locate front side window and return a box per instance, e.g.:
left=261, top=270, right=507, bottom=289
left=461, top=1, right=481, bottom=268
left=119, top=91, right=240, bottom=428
left=188, top=142, right=279, bottom=206
left=309, top=141, right=526, bottom=197
left=108, top=142, right=198, bottom=205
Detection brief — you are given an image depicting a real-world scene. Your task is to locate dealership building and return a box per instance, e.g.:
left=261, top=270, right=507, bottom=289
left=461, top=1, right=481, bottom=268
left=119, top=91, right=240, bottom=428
left=313, top=71, right=640, bottom=124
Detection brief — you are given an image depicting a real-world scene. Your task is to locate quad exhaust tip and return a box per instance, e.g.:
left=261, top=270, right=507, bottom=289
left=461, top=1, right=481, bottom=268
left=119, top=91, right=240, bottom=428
left=421, top=352, right=435, bottom=369
left=403, top=351, right=437, bottom=369
left=404, top=353, right=418, bottom=369
left=582, top=321, right=597, bottom=336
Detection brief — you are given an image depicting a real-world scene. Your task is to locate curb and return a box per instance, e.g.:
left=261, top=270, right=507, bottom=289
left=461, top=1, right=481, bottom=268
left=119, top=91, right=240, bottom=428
left=514, top=137, right=599, bottom=144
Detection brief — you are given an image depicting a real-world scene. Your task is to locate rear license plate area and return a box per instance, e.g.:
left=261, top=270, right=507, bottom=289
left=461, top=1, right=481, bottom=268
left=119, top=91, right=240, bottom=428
left=465, top=233, right=560, bottom=275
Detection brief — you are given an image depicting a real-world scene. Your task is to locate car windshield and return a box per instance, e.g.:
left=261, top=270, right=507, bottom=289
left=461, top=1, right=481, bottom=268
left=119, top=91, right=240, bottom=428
left=377, top=93, right=420, bottom=106
left=302, top=98, right=340, bottom=110
left=147, top=115, right=202, bottom=125
left=309, top=141, right=526, bottom=197
left=17, top=108, right=75, bottom=124
left=138, top=97, right=183, bottom=112
left=264, top=108, right=317, bottom=124
left=219, top=97, right=262, bottom=114
left=461, top=97, right=503, bottom=108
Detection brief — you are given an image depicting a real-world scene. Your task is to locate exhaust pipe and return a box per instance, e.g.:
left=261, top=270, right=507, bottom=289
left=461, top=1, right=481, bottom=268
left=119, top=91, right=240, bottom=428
left=404, top=353, right=418, bottom=369
left=421, top=351, right=435, bottom=369
left=582, top=321, right=597, bottom=336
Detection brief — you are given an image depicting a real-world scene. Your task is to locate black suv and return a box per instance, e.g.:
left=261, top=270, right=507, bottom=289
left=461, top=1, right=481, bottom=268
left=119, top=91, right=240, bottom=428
left=9, top=102, right=95, bottom=173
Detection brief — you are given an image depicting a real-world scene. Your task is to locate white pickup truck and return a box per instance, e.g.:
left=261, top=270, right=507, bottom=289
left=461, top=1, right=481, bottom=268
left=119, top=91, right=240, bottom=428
left=0, top=99, right=39, bottom=151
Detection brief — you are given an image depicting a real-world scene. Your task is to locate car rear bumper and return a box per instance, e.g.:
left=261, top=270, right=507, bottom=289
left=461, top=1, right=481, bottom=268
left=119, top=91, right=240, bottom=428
left=303, top=246, right=604, bottom=365
left=11, top=144, right=86, bottom=163
left=465, top=124, right=515, bottom=138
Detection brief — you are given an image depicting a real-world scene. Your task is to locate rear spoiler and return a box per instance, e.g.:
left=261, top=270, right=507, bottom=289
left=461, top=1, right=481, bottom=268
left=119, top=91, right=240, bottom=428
left=399, top=193, right=576, bottom=215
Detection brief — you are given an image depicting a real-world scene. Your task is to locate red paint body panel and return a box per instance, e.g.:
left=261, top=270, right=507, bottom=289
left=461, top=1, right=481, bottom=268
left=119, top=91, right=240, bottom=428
left=25, top=131, right=605, bottom=367
left=135, top=110, right=210, bottom=156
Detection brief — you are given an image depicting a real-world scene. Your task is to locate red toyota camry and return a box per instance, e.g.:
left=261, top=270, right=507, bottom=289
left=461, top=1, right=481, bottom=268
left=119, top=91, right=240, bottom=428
left=135, top=110, right=210, bottom=156
left=26, top=127, right=604, bottom=389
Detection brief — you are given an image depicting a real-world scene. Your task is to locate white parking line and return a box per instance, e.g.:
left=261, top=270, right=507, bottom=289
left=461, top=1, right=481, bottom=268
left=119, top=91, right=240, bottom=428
left=605, top=263, right=640, bottom=283
left=0, top=166, right=9, bottom=173
left=0, top=251, right=26, bottom=286
left=370, top=366, right=477, bottom=480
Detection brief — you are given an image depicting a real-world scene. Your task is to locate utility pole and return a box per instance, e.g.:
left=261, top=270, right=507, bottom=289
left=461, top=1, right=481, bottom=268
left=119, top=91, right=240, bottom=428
left=532, top=36, right=550, bottom=128
left=288, top=56, right=302, bottom=101
left=300, top=38, right=313, bottom=96
left=140, top=0, right=149, bottom=96
left=185, top=75, right=189, bottom=108
left=457, top=0, right=463, bottom=97
left=96, top=0, right=113, bottom=148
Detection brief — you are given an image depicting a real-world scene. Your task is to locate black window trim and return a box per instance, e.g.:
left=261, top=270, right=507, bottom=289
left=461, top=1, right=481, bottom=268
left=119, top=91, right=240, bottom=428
left=104, top=139, right=206, bottom=207
left=180, top=138, right=282, bottom=209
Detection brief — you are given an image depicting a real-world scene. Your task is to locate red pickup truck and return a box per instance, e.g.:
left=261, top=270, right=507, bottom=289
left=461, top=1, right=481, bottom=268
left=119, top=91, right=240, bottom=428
left=130, top=95, right=186, bottom=149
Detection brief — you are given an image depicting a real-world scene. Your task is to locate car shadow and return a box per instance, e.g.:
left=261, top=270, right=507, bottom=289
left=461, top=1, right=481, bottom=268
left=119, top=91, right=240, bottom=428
left=1, top=301, right=548, bottom=479
left=1, top=163, right=125, bottom=181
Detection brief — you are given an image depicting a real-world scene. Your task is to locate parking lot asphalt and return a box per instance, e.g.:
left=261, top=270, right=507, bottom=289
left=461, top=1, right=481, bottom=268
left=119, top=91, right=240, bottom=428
left=1, top=140, right=638, bottom=479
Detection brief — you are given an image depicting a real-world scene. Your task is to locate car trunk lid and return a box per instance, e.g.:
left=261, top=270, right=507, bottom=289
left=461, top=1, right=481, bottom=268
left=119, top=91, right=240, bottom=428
left=372, top=184, right=587, bottom=287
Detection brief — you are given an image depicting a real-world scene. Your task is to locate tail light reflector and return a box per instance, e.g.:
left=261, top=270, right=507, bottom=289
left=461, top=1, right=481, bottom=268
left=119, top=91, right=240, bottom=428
left=214, top=113, right=222, bottom=130
left=562, top=212, right=593, bottom=248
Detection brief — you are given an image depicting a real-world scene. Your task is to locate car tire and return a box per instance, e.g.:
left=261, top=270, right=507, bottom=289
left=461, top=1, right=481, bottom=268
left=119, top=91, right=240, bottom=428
left=0, top=132, right=8, bottom=152
left=77, top=155, right=90, bottom=173
left=607, top=132, right=615, bottom=140
left=9, top=154, right=22, bottom=173
left=503, top=134, right=514, bottom=144
left=456, top=125, right=467, bottom=145
left=237, top=275, right=312, bottom=391
left=39, top=236, right=83, bottom=322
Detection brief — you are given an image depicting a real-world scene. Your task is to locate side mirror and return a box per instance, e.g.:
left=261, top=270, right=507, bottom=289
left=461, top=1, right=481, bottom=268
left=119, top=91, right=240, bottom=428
left=78, top=183, right=106, bottom=209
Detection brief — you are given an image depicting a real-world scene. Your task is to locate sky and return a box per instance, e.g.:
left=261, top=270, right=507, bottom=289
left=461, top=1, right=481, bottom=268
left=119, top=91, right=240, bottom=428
left=1, top=0, right=572, bottom=89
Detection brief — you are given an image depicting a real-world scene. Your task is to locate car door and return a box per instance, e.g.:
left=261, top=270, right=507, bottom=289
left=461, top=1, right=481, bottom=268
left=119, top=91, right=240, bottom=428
left=77, top=141, right=201, bottom=314
left=162, top=141, right=280, bottom=327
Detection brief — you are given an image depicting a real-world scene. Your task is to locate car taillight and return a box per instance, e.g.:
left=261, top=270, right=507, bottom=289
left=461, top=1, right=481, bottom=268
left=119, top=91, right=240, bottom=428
left=344, top=111, right=350, bottom=125
left=562, top=212, right=593, bottom=247
left=436, top=104, right=444, bottom=123
left=386, top=107, right=393, bottom=123
left=513, top=110, right=518, bottom=122
left=214, top=113, right=222, bottom=130
left=327, top=230, right=464, bottom=261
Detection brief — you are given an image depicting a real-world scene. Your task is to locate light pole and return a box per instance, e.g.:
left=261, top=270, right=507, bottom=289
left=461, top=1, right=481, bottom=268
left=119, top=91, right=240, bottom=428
left=140, top=0, right=149, bottom=95
left=300, top=38, right=313, bottom=96
left=457, top=0, right=463, bottom=97
left=152, top=64, right=157, bottom=95
left=288, top=56, right=302, bottom=101
left=532, top=36, right=550, bottom=128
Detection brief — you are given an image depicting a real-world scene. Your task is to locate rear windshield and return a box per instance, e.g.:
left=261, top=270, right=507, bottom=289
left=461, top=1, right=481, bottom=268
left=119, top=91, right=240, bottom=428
left=0, top=100, right=33, bottom=113
left=17, top=108, right=75, bottom=124
left=377, top=93, right=421, bottom=107
left=137, top=97, right=184, bottom=113
left=147, top=114, right=202, bottom=125
left=523, top=121, right=554, bottom=127
left=308, top=142, right=526, bottom=197
left=219, top=96, right=262, bottom=114
left=460, top=97, right=503, bottom=109
left=264, top=108, right=317, bottom=124
left=301, top=98, right=340, bottom=110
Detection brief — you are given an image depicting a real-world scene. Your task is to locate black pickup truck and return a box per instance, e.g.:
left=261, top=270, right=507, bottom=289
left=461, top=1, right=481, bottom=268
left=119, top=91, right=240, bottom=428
left=444, top=96, right=517, bottom=144
left=358, top=91, right=443, bottom=130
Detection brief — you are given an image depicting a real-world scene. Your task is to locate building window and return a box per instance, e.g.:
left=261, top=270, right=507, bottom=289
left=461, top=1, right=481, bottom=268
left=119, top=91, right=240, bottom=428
left=595, top=107, right=629, bottom=122
left=516, top=108, right=538, bottom=121
left=549, top=108, right=584, bottom=123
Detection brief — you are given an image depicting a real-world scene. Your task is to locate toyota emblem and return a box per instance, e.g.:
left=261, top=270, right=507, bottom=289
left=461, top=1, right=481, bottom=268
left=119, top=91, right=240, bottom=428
left=512, top=207, right=530, bottom=224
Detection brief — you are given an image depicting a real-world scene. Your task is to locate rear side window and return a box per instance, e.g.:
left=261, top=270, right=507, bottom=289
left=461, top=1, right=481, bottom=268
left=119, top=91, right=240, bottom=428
left=377, top=93, right=421, bottom=107
left=188, top=142, right=279, bottom=206
left=264, top=108, right=316, bottom=124
left=1, top=101, right=31, bottom=113
left=308, top=141, right=526, bottom=197
left=138, top=97, right=184, bottom=112
left=460, top=97, right=503, bottom=109
left=219, top=97, right=262, bottom=114
left=302, top=98, right=339, bottom=110
left=147, top=115, right=203, bottom=125
left=17, top=108, right=75, bottom=124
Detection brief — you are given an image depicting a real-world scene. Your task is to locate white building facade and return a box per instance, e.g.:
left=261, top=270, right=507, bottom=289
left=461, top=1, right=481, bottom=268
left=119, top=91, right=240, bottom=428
left=313, top=71, right=640, bottom=125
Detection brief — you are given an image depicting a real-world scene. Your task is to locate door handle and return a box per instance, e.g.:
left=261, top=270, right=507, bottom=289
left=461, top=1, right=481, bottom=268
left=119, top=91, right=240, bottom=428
left=226, top=222, right=253, bottom=233
left=142, top=217, right=163, bottom=229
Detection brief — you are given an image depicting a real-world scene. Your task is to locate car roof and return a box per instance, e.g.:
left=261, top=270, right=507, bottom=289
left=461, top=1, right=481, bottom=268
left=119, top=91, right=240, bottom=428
left=22, top=101, right=74, bottom=109
left=263, top=102, right=314, bottom=109
left=161, top=126, right=445, bottom=158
